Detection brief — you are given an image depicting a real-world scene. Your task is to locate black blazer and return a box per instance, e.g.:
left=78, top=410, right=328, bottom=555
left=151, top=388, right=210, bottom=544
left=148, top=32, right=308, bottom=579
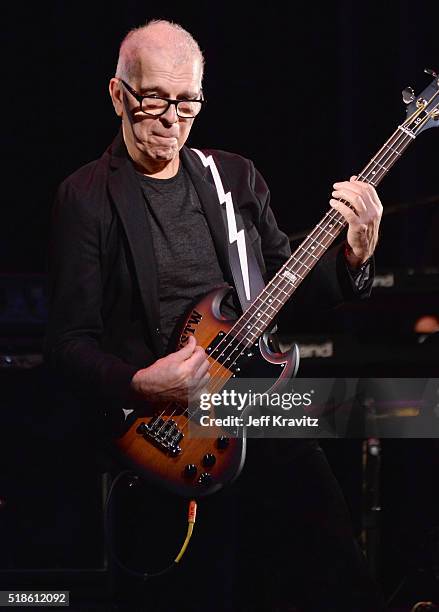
left=45, top=131, right=368, bottom=413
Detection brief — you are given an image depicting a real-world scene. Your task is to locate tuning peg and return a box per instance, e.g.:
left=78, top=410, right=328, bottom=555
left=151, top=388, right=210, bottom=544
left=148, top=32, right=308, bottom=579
left=424, top=68, right=438, bottom=78
left=402, top=86, right=415, bottom=104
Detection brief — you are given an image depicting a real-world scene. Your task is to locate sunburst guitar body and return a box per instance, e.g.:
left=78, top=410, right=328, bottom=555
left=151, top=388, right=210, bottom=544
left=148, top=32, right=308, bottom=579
left=115, top=286, right=299, bottom=497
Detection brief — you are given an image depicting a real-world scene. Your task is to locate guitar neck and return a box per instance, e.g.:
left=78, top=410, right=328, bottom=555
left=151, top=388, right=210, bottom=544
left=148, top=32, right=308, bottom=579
left=232, top=124, right=416, bottom=344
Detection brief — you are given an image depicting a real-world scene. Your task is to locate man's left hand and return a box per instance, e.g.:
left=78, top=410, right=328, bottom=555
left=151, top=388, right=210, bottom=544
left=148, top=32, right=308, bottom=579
left=330, top=176, right=383, bottom=269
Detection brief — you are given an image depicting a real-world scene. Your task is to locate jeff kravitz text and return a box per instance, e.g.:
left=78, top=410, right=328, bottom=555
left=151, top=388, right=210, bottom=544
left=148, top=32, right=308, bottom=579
left=199, top=414, right=319, bottom=428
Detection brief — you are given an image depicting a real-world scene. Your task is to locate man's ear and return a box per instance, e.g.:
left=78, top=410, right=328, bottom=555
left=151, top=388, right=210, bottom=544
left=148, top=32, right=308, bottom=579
left=109, top=78, right=123, bottom=117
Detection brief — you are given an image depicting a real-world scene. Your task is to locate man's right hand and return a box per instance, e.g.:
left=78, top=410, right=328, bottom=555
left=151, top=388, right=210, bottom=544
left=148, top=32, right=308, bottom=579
left=130, top=335, right=210, bottom=405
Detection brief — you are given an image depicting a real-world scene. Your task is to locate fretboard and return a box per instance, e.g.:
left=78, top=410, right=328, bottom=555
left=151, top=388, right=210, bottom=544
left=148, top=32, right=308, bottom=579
left=231, top=124, right=416, bottom=346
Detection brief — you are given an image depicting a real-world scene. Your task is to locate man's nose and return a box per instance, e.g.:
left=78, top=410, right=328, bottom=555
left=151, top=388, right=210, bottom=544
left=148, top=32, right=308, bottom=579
left=161, top=103, right=179, bottom=124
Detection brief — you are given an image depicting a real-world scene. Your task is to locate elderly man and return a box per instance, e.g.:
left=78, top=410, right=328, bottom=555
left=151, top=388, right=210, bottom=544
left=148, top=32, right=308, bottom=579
left=46, top=19, right=384, bottom=612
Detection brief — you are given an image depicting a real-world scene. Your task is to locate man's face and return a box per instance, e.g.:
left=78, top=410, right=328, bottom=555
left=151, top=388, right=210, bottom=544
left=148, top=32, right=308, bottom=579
left=110, top=47, right=203, bottom=171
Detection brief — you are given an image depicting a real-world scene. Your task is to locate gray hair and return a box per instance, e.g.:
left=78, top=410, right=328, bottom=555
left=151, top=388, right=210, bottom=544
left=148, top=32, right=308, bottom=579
left=115, top=19, right=205, bottom=82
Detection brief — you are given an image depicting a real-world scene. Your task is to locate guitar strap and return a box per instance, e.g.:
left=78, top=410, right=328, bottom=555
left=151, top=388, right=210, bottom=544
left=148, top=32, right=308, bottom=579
left=191, top=148, right=266, bottom=312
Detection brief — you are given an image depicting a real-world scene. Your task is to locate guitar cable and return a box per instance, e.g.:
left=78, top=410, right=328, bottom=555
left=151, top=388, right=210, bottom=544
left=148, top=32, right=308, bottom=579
left=104, top=470, right=198, bottom=579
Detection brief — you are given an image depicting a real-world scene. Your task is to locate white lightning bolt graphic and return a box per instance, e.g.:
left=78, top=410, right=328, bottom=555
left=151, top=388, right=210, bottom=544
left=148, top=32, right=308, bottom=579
left=191, top=148, right=251, bottom=301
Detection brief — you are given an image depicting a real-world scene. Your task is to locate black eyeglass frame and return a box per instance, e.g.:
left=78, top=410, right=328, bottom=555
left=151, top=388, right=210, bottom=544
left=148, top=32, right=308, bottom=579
left=118, top=78, right=205, bottom=118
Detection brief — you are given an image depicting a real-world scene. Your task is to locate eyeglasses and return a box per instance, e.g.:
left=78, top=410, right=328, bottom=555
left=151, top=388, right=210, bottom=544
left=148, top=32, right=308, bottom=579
left=118, top=79, right=205, bottom=118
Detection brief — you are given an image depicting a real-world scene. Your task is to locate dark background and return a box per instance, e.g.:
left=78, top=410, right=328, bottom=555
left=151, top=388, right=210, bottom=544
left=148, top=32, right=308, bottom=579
left=1, top=1, right=439, bottom=610
left=2, top=0, right=439, bottom=272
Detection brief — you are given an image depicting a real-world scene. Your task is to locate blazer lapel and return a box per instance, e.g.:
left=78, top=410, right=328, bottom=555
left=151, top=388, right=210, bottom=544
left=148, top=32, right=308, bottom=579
left=107, top=133, right=163, bottom=356
left=180, top=147, right=234, bottom=286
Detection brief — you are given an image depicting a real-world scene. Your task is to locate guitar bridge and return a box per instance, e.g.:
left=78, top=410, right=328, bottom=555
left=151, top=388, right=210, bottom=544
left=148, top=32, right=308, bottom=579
left=136, top=417, right=184, bottom=456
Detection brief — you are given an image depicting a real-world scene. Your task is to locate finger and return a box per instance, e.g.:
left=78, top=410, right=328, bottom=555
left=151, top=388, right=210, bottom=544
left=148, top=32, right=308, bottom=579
left=330, top=199, right=361, bottom=225
left=175, top=335, right=197, bottom=360
left=333, top=180, right=363, bottom=193
left=364, top=185, right=383, bottom=214
left=331, top=189, right=367, bottom=216
left=352, top=183, right=381, bottom=212
left=333, top=180, right=372, bottom=198
left=335, top=180, right=380, bottom=209
left=186, top=345, right=209, bottom=371
left=332, top=185, right=364, bottom=206
left=334, top=185, right=382, bottom=222
left=350, top=175, right=357, bottom=182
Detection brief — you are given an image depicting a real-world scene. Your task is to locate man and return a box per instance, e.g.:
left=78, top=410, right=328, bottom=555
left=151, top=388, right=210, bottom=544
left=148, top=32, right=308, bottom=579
left=46, top=19, right=384, bottom=611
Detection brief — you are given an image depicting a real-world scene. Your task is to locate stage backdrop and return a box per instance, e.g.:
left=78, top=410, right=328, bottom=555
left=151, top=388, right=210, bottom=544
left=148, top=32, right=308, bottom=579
left=2, top=0, right=438, bottom=273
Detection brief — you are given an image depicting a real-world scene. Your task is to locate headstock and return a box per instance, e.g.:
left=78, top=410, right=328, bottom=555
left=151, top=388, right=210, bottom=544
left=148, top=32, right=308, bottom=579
left=401, top=68, right=439, bottom=137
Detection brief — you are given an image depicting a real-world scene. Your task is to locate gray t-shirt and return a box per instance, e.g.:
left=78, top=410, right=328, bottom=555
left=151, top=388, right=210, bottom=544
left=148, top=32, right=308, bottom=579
left=138, top=164, right=228, bottom=350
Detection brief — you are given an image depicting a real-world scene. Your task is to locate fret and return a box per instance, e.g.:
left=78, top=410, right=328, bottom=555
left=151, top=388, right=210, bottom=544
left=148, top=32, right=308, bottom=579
left=237, top=322, right=261, bottom=338
left=255, top=293, right=284, bottom=309
left=247, top=327, right=263, bottom=341
left=242, top=322, right=254, bottom=332
left=300, top=241, right=319, bottom=254
left=245, top=325, right=266, bottom=338
left=259, top=300, right=278, bottom=315
left=245, top=335, right=259, bottom=347
left=241, top=315, right=257, bottom=327
left=248, top=323, right=264, bottom=335
left=274, top=284, right=292, bottom=299
left=247, top=308, right=278, bottom=337
left=240, top=301, right=280, bottom=332
left=268, top=294, right=284, bottom=306
left=308, top=238, right=327, bottom=250
left=279, top=269, right=298, bottom=284
left=231, top=330, right=249, bottom=344
left=317, top=223, right=336, bottom=239
left=368, top=137, right=414, bottom=186
left=332, top=216, right=345, bottom=226
left=370, top=160, right=388, bottom=173
left=363, top=169, right=378, bottom=180
left=273, top=273, right=295, bottom=288
left=384, top=144, right=401, bottom=157
left=262, top=296, right=286, bottom=314
left=397, top=125, right=416, bottom=140
left=360, top=169, right=380, bottom=186
left=324, top=220, right=336, bottom=230
left=254, top=310, right=269, bottom=323
left=290, top=255, right=312, bottom=271
left=280, top=268, right=303, bottom=284
left=248, top=294, right=279, bottom=313
left=248, top=300, right=276, bottom=317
